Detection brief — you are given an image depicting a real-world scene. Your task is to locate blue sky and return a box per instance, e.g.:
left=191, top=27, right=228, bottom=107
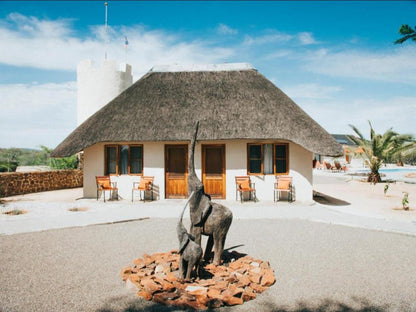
left=1, top=1, right=415, bottom=149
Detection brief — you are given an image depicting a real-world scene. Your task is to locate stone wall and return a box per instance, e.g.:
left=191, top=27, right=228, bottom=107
left=0, top=170, right=83, bottom=197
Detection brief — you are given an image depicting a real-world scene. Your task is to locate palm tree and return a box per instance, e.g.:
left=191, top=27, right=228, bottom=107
left=394, top=24, right=416, bottom=44
left=401, top=141, right=416, bottom=164
left=348, top=121, right=415, bottom=184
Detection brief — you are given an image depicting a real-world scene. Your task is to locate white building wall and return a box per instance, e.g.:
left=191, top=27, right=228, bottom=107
left=223, top=141, right=313, bottom=203
left=77, top=60, right=133, bottom=125
left=83, top=143, right=105, bottom=198
left=83, top=140, right=313, bottom=203
left=288, top=143, right=313, bottom=203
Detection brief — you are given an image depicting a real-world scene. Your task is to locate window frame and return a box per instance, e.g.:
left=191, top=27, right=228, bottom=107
left=247, top=142, right=289, bottom=175
left=104, top=144, right=144, bottom=176
left=128, top=145, right=143, bottom=176
left=105, top=145, right=119, bottom=176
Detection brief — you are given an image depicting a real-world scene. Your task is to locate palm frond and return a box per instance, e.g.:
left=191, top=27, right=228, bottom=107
left=349, top=124, right=366, bottom=141
left=398, top=24, right=415, bottom=35
left=368, top=121, right=376, bottom=141
left=394, top=24, right=416, bottom=44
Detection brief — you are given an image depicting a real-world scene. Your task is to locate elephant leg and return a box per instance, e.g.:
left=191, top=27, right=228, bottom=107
left=179, top=257, right=186, bottom=280
left=213, top=234, right=225, bottom=266
left=185, top=260, right=193, bottom=281
left=191, top=225, right=202, bottom=246
left=204, top=235, right=214, bottom=263
left=195, top=260, right=200, bottom=280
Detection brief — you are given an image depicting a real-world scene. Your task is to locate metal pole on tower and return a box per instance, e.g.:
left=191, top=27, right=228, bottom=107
left=104, top=2, right=108, bottom=60
left=124, top=36, right=128, bottom=64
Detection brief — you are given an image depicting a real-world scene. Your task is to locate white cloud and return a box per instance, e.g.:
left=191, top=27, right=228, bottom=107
left=0, top=82, right=77, bottom=148
left=297, top=96, right=416, bottom=136
left=243, top=32, right=293, bottom=46
left=0, top=13, right=234, bottom=79
left=281, top=83, right=342, bottom=100
left=303, top=46, right=416, bottom=85
left=217, top=23, right=238, bottom=35
left=263, top=50, right=292, bottom=60
left=5, top=12, right=74, bottom=38
left=298, top=32, right=318, bottom=45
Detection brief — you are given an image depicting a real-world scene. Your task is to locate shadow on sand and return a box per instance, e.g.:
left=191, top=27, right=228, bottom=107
left=97, top=296, right=390, bottom=312
left=313, top=191, right=350, bottom=206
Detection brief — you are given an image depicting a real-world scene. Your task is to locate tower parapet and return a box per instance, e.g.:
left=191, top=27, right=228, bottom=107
left=77, top=59, right=133, bottom=125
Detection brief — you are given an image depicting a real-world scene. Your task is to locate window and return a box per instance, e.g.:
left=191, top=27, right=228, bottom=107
left=106, top=145, right=118, bottom=175
left=105, top=145, right=143, bottom=175
left=130, top=146, right=143, bottom=174
left=247, top=143, right=288, bottom=175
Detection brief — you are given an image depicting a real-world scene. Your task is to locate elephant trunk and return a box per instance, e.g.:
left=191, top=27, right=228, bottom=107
left=188, top=121, right=199, bottom=179
left=177, top=191, right=194, bottom=244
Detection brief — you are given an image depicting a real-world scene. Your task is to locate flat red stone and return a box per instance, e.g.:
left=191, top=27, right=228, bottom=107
left=123, top=252, right=276, bottom=310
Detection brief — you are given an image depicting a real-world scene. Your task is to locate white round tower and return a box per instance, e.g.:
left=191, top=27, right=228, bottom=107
left=77, top=59, right=133, bottom=125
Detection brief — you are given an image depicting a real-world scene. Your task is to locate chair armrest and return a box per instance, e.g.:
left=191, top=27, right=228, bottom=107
left=111, top=182, right=117, bottom=188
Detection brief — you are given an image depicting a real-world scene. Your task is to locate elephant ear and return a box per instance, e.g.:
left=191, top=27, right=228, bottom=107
left=179, top=236, right=190, bottom=254
left=191, top=193, right=211, bottom=226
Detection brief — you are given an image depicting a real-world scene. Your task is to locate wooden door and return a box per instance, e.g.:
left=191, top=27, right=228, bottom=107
left=165, top=145, right=188, bottom=199
left=202, top=145, right=225, bottom=199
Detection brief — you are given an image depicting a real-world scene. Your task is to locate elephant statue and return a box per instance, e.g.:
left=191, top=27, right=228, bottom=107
left=187, top=121, right=233, bottom=265
left=177, top=191, right=202, bottom=281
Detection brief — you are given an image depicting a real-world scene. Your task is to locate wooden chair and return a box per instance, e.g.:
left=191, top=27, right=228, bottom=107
left=235, top=176, right=256, bottom=203
left=132, top=176, right=154, bottom=202
left=323, top=161, right=332, bottom=170
left=333, top=161, right=345, bottom=172
left=274, top=175, right=294, bottom=202
left=96, top=176, right=118, bottom=202
left=314, top=160, right=323, bottom=170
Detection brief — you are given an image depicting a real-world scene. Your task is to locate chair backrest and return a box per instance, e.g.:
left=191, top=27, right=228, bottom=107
left=96, top=176, right=111, bottom=189
left=235, top=176, right=251, bottom=190
left=323, top=161, right=332, bottom=170
left=275, top=175, right=292, bottom=190
left=140, top=176, right=154, bottom=189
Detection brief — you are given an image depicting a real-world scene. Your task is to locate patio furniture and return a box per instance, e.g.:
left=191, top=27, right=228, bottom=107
left=314, top=160, right=323, bottom=170
left=96, top=176, right=118, bottom=202
left=323, top=161, right=332, bottom=170
left=274, top=175, right=294, bottom=202
left=132, top=176, right=154, bottom=202
left=235, top=176, right=256, bottom=203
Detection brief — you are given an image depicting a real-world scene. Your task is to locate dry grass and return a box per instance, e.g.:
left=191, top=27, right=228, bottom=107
left=52, top=69, right=342, bottom=157
left=2, top=209, right=27, bottom=215
left=392, top=207, right=414, bottom=211
left=68, top=207, right=89, bottom=212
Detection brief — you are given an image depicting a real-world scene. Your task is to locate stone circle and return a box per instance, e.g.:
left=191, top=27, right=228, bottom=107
left=120, top=250, right=276, bottom=310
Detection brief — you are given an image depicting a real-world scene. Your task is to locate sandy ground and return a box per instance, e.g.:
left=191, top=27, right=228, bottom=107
left=1, top=218, right=416, bottom=312
left=2, top=171, right=416, bottom=236
left=313, top=171, right=416, bottom=222
left=1, top=172, right=416, bottom=311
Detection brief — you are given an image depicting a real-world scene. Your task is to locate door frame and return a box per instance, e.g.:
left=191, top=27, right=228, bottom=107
left=164, top=144, right=188, bottom=199
left=201, top=144, right=226, bottom=199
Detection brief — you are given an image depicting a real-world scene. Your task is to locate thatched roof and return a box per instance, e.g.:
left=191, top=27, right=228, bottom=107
left=52, top=64, right=342, bottom=157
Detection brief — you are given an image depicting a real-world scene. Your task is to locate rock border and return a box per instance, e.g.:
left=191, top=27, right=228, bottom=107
left=121, top=250, right=276, bottom=310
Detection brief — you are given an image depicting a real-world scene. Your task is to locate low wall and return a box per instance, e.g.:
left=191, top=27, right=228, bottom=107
left=0, top=170, right=83, bottom=197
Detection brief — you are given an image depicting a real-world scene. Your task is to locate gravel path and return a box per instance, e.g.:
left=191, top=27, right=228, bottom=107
left=1, top=218, right=416, bottom=312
